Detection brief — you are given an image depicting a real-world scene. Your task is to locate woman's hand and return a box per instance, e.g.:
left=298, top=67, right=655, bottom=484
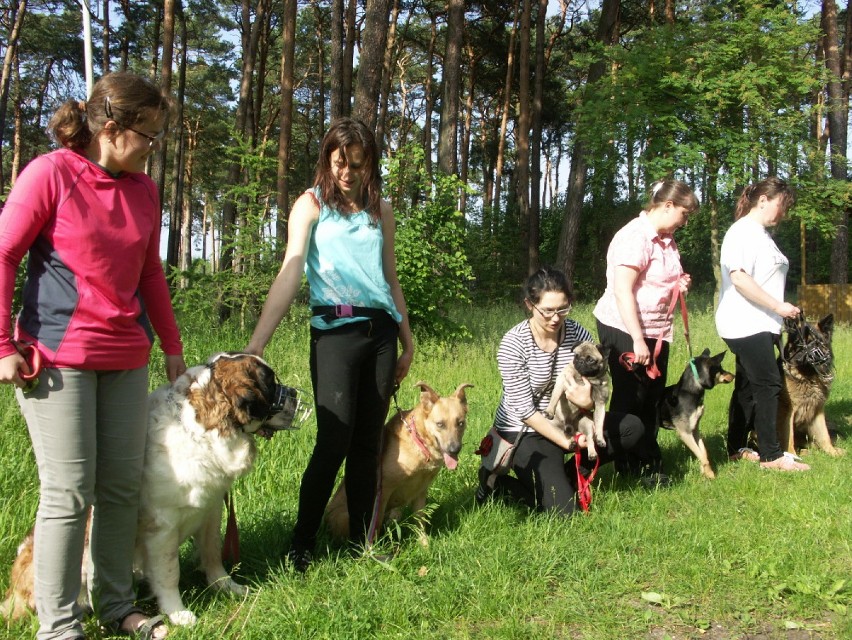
left=395, top=348, right=413, bottom=384
left=776, top=301, right=800, bottom=319
left=0, top=352, right=27, bottom=388
left=631, top=338, right=651, bottom=366
left=165, top=354, right=187, bottom=383
left=678, top=273, right=692, bottom=293
left=562, top=374, right=593, bottom=411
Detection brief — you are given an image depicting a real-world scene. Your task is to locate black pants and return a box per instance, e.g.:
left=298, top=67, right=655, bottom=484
left=291, top=314, right=399, bottom=551
left=723, top=332, right=783, bottom=463
left=596, top=320, right=668, bottom=472
left=490, top=411, right=644, bottom=516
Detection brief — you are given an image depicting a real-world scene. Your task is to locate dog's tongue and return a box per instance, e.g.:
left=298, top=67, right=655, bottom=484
left=443, top=452, right=458, bottom=470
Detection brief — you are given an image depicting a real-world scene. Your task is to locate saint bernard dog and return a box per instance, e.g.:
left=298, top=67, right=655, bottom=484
left=2, top=352, right=308, bottom=627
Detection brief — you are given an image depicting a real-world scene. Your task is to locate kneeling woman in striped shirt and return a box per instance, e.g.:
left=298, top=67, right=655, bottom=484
left=476, top=267, right=647, bottom=515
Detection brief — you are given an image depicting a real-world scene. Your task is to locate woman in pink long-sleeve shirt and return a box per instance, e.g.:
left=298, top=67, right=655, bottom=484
left=0, top=72, right=183, bottom=640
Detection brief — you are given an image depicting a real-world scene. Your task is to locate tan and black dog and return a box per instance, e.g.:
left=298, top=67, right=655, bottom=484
left=658, top=349, right=734, bottom=479
left=778, top=313, right=842, bottom=456
left=325, top=381, right=472, bottom=545
left=545, top=342, right=610, bottom=459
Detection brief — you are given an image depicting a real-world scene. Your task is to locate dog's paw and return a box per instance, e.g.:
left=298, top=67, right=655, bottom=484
left=224, top=579, right=248, bottom=596
left=168, top=609, right=197, bottom=626
left=543, top=411, right=554, bottom=420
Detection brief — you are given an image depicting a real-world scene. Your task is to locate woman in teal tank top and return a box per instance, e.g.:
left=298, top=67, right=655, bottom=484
left=246, top=119, right=414, bottom=572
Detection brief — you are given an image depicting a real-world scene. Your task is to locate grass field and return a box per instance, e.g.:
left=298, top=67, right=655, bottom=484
left=1, top=300, right=849, bottom=639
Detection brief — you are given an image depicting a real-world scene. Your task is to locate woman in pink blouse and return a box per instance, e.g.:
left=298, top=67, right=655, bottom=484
left=593, top=179, right=699, bottom=486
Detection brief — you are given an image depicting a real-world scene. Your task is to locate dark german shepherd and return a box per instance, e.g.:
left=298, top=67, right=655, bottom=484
left=777, top=313, right=842, bottom=456
left=658, top=349, right=734, bottom=479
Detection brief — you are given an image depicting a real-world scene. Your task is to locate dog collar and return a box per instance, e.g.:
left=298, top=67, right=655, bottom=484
left=404, top=413, right=433, bottom=462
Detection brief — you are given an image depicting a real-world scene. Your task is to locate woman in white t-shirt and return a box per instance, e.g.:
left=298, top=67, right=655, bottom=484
left=715, top=177, right=809, bottom=471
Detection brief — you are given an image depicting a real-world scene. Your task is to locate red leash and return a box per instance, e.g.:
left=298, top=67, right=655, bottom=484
left=574, top=434, right=600, bottom=512
left=222, top=493, right=240, bottom=565
left=620, top=283, right=691, bottom=380
left=14, top=341, right=43, bottom=392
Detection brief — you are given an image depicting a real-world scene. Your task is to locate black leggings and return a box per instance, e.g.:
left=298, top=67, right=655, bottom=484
left=291, top=315, right=399, bottom=551
left=491, top=411, right=644, bottom=516
left=723, top=332, right=784, bottom=463
left=597, top=320, right=669, bottom=472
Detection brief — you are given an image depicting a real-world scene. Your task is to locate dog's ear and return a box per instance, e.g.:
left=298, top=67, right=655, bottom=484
left=596, top=344, right=611, bottom=361
left=818, top=314, right=834, bottom=340
left=414, top=381, right=439, bottom=411
left=453, top=383, right=474, bottom=403
left=710, top=350, right=726, bottom=364
left=701, top=348, right=711, bottom=357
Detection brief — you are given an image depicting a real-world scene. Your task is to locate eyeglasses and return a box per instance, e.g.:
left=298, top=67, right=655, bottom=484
left=104, top=97, right=165, bottom=148
left=529, top=302, right=571, bottom=320
left=125, top=126, right=165, bottom=148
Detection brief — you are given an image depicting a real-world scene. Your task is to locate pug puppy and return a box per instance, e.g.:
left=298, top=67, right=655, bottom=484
left=545, top=342, right=611, bottom=459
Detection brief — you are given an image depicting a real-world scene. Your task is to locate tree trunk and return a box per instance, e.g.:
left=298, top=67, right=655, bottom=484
left=421, top=9, right=437, bottom=182
left=555, top=0, right=620, bottom=285
left=459, top=42, right=476, bottom=216
left=276, top=0, right=297, bottom=249
left=102, top=0, right=110, bottom=73
left=330, top=0, right=344, bottom=120
left=220, top=0, right=269, bottom=287
left=169, top=8, right=188, bottom=283
left=376, top=0, right=400, bottom=155
left=0, top=0, right=28, bottom=193
left=494, top=0, right=520, bottom=221
left=437, top=0, right=464, bottom=176
left=823, top=0, right=849, bottom=284
left=529, top=0, right=547, bottom=273
left=156, top=0, right=177, bottom=276
left=353, top=0, right=392, bottom=130
left=516, top=0, right=531, bottom=268
left=342, top=0, right=356, bottom=117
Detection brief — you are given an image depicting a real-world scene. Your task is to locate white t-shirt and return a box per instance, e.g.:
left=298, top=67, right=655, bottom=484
left=715, top=216, right=788, bottom=339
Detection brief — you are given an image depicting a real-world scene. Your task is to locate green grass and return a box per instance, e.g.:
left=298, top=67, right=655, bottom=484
left=1, top=301, right=850, bottom=639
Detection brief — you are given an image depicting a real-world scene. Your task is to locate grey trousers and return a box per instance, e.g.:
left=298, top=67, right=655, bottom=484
left=17, top=366, right=148, bottom=640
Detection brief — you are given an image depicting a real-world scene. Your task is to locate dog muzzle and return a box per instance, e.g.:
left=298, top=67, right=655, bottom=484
left=265, top=384, right=313, bottom=431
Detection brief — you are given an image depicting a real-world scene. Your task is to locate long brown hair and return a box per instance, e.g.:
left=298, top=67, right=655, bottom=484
left=734, top=177, right=795, bottom=220
left=47, top=71, right=173, bottom=150
left=313, top=118, right=382, bottom=221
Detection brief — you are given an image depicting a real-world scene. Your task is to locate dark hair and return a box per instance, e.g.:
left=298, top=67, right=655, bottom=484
left=524, top=266, right=574, bottom=305
left=646, top=179, right=700, bottom=214
left=47, top=71, right=173, bottom=150
left=734, top=177, right=795, bottom=220
left=313, top=118, right=382, bottom=221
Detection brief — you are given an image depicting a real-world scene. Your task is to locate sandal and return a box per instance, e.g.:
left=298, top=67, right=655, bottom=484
left=111, top=610, right=168, bottom=639
left=729, top=447, right=760, bottom=462
left=760, top=454, right=810, bottom=472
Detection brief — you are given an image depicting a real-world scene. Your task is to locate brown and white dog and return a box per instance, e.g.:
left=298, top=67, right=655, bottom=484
left=1, top=353, right=302, bottom=626
left=324, top=381, right=472, bottom=546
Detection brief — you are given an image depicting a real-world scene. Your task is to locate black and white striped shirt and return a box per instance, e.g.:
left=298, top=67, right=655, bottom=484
left=493, top=318, right=593, bottom=433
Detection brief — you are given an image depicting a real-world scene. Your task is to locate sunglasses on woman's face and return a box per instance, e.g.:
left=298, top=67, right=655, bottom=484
left=125, top=126, right=166, bottom=148
left=529, top=302, right=571, bottom=320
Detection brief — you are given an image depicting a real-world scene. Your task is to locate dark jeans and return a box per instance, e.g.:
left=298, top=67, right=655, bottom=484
left=489, top=411, right=644, bottom=516
left=596, top=320, right=669, bottom=473
left=723, top=332, right=783, bottom=463
left=291, top=314, right=399, bottom=552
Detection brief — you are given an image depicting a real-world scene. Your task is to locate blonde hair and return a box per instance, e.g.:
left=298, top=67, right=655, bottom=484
left=47, top=71, right=173, bottom=150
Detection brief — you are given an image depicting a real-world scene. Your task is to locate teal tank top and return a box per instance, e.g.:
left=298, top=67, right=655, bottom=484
left=305, top=188, right=402, bottom=330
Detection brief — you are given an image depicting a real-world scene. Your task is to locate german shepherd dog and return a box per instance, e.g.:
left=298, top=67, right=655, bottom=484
left=325, top=381, right=472, bottom=546
left=658, top=349, right=734, bottom=479
left=545, top=342, right=611, bottom=459
left=777, top=313, right=842, bottom=456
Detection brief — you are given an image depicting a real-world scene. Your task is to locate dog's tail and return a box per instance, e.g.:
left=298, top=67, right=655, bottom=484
left=0, top=532, right=36, bottom=620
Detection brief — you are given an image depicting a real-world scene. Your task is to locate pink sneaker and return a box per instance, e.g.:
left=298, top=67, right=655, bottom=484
left=729, top=447, right=760, bottom=462
left=760, top=454, right=810, bottom=472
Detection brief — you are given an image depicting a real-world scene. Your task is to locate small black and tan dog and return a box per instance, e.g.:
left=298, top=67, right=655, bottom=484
left=778, top=313, right=842, bottom=456
left=658, top=349, right=734, bottom=479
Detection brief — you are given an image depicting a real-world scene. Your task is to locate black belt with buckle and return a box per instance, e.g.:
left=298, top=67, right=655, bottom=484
left=311, top=305, right=388, bottom=322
